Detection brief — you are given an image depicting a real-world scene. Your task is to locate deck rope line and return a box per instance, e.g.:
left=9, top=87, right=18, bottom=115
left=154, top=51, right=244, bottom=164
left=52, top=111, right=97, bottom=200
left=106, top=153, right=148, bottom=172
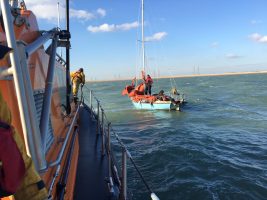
left=81, top=85, right=160, bottom=200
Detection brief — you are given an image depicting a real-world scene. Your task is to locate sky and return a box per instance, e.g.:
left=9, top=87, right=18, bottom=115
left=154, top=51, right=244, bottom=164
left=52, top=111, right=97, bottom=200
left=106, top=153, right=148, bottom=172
left=25, top=0, right=267, bottom=80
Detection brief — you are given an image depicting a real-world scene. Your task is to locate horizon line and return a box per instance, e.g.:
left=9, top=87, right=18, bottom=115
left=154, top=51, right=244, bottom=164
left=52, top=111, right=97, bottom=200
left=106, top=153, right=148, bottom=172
left=86, top=70, right=267, bottom=83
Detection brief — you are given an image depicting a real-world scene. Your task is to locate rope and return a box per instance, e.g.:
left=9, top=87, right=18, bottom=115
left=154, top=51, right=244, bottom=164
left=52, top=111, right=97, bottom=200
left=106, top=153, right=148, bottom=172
left=80, top=84, right=159, bottom=199
left=110, top=126, right=155, bottom=194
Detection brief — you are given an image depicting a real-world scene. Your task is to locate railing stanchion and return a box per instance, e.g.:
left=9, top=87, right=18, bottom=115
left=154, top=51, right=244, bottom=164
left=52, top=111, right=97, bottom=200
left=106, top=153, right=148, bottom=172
left=107, top=122, right=111, bottom=176
left=101, top=108, right=104, bottom=135
left=90, top=90, right=93, bottom=118
left=81, top=86, right=160, bottom=199
left=107, top=122, right=115, bottom=194
left=96, top=100, right=100, bottom=135
left=101, top=108, right=105, bottom=156
left=121, top=148, right=127, bottom=200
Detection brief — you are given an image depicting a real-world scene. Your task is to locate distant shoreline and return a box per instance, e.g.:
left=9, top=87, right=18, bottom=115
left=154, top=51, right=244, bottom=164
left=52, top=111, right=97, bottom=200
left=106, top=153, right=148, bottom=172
left=87, top=70, right=267, bottom=83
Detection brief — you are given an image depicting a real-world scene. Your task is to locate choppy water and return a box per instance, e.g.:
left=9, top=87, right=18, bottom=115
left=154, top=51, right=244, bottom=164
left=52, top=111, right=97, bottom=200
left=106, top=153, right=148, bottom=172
left=84, top=74, right=267, bottom=200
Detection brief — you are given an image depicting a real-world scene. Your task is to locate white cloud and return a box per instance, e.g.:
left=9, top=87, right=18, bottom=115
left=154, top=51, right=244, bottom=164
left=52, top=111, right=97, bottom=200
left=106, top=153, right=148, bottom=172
left=250, top=20, right=262, bottom=25
left=249, top=33, right=261, bottom=41
left=211, top=42, right=219, bottom=48
left=145, top=32, right=167, bottom=42
left=26, top=0, right=104, bottom=22
left=249, top=33, right=267, bottom=43
left=88, top=24, right=115, bottom=32
left=226, top=54, right=242, bottom=59
left=117, top=21, right=139, bottom=30
left=97, top=8, right=106, bottom=17
left=26, top=4, right=62, bottom=20
left=70, top=9, right=94, bottom=20
left=87, top=21, right=139, bottom=33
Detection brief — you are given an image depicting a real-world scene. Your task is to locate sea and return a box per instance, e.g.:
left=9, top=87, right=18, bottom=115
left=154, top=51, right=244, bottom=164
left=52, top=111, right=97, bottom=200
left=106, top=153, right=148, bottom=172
left=83, top=73, right=267, bottom=200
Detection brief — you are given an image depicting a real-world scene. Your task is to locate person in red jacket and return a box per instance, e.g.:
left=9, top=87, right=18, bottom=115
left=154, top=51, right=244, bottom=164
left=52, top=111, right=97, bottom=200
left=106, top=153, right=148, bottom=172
left=145, top=74, right=153, bottom=95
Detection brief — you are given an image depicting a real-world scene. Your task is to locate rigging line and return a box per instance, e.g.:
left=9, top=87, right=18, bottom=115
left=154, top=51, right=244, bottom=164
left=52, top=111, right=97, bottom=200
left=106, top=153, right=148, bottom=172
left=168, top=71, right=175, bottom=87
left=168, top=70, right=178, bottom=89
left=171, top=72, right=179, bottom=89
left=146, top=1, right=164, bottom=70
left=142, top=0, right=167, bottom=94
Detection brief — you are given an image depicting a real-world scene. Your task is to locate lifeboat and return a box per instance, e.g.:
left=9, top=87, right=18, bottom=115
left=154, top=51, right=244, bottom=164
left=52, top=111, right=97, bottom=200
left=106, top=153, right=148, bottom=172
left=0, top=1, right=160, bottom=200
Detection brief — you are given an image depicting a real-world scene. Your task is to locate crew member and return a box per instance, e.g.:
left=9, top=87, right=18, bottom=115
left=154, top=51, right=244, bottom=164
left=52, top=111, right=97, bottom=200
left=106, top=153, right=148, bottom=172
left=131, top=77, right=136, bottom=87
left=144, top=74, right=153, bottom=95
left=70, top=68, right=85, bottom=100
left=0, top=46, right=48, bottom=199
left=157, top=90, right=166, bottom=101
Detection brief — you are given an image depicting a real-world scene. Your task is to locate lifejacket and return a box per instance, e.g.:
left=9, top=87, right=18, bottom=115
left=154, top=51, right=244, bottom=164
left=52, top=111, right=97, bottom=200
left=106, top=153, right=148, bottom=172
left=0, top=92, right=48, bottom=200
left=145, top=76, right=153, bottom=85
left=0, top=121, right=25, bottom=197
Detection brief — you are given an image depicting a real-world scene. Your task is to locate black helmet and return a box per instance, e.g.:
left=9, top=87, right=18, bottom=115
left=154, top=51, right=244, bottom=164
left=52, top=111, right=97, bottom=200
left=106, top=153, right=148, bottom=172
left=79, top=68, right=84, bottom=72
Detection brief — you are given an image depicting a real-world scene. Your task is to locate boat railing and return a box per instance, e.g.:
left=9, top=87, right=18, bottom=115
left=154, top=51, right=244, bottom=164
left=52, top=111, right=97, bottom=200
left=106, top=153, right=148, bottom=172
left=1, top=0, right=46, bottom=171
left=0, top=0, right=74, bottom=174
left=56, top=53, right=67, bottom=67
left=81, top=85, right=160, bottom=200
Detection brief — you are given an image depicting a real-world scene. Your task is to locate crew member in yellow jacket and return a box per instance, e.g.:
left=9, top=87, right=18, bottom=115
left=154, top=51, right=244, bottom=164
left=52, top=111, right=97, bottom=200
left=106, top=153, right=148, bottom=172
left=70, top=68, right=85, bottom=100
left=0, top=45, right=47, bottom=200
left=0, top=91, right=48, bottom=200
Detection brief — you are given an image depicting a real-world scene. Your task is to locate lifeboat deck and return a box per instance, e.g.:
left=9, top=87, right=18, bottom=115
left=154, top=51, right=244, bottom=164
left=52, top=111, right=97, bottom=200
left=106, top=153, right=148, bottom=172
left=74, top=105, right=110, bottom=199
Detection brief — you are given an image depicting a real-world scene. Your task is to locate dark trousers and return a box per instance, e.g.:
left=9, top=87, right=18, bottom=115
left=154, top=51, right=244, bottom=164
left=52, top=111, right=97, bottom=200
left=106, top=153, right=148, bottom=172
left=145, top=85, right=152, bottom=95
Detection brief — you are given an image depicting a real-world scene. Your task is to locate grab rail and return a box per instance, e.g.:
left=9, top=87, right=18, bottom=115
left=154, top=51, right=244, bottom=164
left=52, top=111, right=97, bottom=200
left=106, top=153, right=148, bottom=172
left=81, top=85, right=160, bottom=200
left=26, top=29, right=56, bottom=56
left=0, top=0, right=46, bottom=170
left=48, top=105, right=80, bottom=167
left=0, top=0, right=74, bottom=172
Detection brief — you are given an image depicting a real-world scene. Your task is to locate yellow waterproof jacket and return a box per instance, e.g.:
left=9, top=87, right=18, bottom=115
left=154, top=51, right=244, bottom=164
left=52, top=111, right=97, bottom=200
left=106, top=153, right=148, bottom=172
left=70, top=71, right=85, bottom=85
left=0, top=92, right=48, bottom=200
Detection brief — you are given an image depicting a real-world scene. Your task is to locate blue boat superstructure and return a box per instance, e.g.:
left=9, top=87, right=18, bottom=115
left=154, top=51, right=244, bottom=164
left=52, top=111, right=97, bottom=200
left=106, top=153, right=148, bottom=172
left=131, top=99, right=181, bottom=111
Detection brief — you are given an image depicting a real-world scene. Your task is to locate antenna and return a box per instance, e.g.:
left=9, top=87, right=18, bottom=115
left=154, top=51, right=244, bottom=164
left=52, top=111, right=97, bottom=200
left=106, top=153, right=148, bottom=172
left=57, top=2, right=60, bottom=30
left=57, top=2, right=63, bottom=57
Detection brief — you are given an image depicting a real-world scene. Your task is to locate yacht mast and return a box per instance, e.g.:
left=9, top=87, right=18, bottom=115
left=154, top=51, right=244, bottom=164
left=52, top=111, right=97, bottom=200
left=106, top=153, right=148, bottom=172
left=141, top=0, right=145, bottom=72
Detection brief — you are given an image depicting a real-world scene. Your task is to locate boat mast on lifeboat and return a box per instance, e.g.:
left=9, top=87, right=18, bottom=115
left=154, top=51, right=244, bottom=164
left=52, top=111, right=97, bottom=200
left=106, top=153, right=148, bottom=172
left=141, top=0, right=145, bottom=73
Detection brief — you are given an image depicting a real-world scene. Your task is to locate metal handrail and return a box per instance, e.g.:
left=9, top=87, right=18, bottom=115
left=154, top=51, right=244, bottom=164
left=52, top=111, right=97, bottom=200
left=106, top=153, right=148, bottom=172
left=26, top=29, right=56, bottom=56
left=39, top=35, right=58, bottom=152
left=48, top=105, right=80, bottom=167
left=0, top=0, right=76, bottom=173
left=81, top=85, right=160, bottom=200
left=47, top=107, right=80, bottom=197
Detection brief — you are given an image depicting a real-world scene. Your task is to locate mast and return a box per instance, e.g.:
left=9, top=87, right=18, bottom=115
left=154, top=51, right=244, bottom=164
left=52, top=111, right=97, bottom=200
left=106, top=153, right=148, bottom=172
left=141, top=0, right=145, bottom=72
left=65, top=0, right=71, bottom=114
